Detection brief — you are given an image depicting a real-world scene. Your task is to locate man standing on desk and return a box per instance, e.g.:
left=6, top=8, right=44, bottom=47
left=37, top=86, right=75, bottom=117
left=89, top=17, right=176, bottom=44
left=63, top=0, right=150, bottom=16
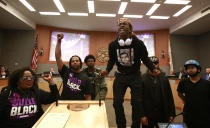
left=100, top=18, right=160, bottom=128
left=55, top=33, right=91, bottom=100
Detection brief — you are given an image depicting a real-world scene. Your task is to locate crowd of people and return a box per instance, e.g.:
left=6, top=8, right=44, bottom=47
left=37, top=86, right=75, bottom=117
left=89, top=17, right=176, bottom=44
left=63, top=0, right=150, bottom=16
left=0, top=18, right=210, bottom=128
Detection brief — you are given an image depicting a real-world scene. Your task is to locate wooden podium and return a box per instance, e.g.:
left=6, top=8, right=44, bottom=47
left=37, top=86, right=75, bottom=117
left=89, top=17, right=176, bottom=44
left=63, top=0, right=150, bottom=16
left=33, top=100, right=109, bottom=128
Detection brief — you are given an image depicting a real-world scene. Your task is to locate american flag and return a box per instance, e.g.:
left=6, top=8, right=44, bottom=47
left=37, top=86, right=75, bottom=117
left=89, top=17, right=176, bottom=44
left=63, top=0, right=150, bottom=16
left=31, top=34, right=38, bottom=71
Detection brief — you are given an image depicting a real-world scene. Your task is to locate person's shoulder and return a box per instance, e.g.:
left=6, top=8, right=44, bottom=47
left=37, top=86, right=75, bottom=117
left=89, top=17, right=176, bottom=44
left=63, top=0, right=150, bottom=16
left=200, top=78, right=210, bottom=85
left=109, top=38, right=118, bottom=47
left=132, top=35, right=142, bottom=43
left=61, top=65, right=70, bottom=73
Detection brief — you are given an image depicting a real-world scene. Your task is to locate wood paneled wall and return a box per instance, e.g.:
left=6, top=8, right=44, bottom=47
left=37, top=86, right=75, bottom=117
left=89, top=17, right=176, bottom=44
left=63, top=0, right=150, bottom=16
left=35, top=25, right=169, bottom=66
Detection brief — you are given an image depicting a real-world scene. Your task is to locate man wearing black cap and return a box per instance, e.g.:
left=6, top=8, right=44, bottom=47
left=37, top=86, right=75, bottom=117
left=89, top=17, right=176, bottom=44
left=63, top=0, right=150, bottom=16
left=141, top=56, right=175, bottom=128
left=100, top=18, right=160, bottom=128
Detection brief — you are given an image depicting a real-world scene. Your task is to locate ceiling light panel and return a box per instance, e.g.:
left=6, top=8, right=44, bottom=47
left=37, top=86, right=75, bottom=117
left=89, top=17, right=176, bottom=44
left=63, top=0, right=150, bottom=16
left=146, top=4, right=160, bottom=15
left=118, top=2, right=128, bottom=14
left=68, top=13, right=88, bottom=16
left=164, top=0, right=191, bottom=5
left=53, top=0, right=65, bottom=12
left=22, top=0, right=64, bottom=13
left=88, top=1, right=95, bottom=13
left=39, top=12, right=60, bottom=15
left=173, top=5, right=192, bottom=17
left=19, top=0, right=36, bottom=11
left=130, top=0, right=156, bottom=3
left=123, top=15, right=143, bottom=18
left=96, top=13, right=116, bottom=17
left=150, top=16, right=170, bottom=19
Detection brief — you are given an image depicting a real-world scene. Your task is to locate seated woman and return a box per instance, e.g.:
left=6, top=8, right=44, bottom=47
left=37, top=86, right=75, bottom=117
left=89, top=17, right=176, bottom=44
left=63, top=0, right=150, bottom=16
left=0, top=67, right=59, bottom=128
left=0, top=65, right=9, bottom=78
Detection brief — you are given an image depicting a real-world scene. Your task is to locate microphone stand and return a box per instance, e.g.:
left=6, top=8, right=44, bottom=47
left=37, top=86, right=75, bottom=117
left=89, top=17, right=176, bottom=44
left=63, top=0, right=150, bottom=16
left=98, top=82, right=102, bottom=107
left=94, top=72, right=102, bottom=107
left=165, top=112, right=183, bottom=128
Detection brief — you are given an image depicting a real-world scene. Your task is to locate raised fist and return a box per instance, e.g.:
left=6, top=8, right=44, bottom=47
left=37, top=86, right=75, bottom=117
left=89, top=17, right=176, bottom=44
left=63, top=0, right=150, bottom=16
left=57, top=33, right=64, bottom=41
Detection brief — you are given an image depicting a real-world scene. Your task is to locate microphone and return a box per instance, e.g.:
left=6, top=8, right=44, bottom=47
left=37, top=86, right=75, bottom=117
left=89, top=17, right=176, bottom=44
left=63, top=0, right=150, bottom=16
left=165, top=112, right=183, bottom=128
left=94, top=72, right=102, bottom=107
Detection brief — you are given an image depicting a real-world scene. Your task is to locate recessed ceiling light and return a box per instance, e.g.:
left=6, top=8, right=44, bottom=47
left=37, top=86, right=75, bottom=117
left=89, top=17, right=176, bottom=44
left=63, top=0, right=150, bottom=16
left=68, top=13, right=88, bottom=16
left=150, top=16, right=170, bottom=19
left=53, top=0, right=65, bottom=12
left=130, top=0, right=156, bottom=3
left=19, top=0, right=35, bottom=11
left=39, top=12, right=60, bottom=15
left=164, top=0, right=191, bottom=5
left=96, top=13, right=116, bottom=17
left=88, top=1, right=95, bottom=13
left=146, top=4, right=160, bottom=16
left=123, top=15, right=143, bottom=18
left=118, top=2, right=128, bottom=14
left=173, top=5, right=192, bottom=17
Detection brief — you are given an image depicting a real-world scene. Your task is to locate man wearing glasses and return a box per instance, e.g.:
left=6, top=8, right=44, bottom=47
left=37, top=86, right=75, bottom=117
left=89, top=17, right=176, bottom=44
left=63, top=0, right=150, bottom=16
left=141, top=56, right=175, bottom=128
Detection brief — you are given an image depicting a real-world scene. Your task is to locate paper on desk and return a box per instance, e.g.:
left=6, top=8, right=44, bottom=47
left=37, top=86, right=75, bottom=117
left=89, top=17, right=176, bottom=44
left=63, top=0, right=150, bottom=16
left=36, top=113, right=70, bottom=128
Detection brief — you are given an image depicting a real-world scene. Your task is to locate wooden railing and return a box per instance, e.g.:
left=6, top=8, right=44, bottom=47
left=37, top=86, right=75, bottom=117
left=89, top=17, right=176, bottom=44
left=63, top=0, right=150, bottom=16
left=0, top=77, right=183, bottom=110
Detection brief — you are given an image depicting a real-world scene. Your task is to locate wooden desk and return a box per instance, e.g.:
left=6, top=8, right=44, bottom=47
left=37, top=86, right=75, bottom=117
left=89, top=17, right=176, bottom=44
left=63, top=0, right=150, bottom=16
left=33, top=101, right=109, bottom=128
left=169, top=79, right=184, bottom=110
left=0, top=78, right=8, bottom=91
left=1, top=77, right=183, bottom=110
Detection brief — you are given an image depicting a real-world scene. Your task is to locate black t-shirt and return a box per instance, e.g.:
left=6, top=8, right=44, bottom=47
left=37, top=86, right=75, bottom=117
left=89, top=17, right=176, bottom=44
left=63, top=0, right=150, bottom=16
left=59, top=65, right=91, bottom=100
left=177, top=78, right=210, bottom=122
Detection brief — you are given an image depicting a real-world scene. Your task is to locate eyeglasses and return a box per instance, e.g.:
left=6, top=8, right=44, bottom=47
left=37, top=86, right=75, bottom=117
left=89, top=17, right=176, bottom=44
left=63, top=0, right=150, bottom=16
left=22, top=76, right=35, bottom=81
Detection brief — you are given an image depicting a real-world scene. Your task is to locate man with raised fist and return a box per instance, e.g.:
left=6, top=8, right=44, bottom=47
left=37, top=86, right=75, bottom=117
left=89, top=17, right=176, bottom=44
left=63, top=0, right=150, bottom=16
left=55, top=33, right=91, bottom=100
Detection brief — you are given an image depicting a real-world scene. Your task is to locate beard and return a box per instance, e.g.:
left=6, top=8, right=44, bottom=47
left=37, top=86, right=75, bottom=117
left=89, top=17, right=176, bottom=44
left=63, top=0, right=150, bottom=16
left=188, top=71, right=199, bottom=77
left=71, top=65, right=80, bottom=71
left=88, top=64, right=94, bottom=69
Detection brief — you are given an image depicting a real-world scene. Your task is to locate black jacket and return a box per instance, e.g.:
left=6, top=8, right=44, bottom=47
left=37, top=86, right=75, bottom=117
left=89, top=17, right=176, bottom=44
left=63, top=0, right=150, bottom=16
left=0, top=84, right=58, bottom=128
left=142, top=72, right=175, bottom=121
left=106, top=35, right=155, bottom=74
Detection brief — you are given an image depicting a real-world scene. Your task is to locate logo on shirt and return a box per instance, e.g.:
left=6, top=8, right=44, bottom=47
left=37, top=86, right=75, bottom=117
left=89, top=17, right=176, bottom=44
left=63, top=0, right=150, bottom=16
left=66, top=73, right=82, bottom=92
left=117, top=48, right=134, bottom=66
left=8, top=93, right=37, bottom=119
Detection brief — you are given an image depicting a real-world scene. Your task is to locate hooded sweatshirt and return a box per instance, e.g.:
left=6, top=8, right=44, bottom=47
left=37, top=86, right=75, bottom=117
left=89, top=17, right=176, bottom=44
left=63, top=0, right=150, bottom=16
left=0, top=84, right=58, bottom=128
